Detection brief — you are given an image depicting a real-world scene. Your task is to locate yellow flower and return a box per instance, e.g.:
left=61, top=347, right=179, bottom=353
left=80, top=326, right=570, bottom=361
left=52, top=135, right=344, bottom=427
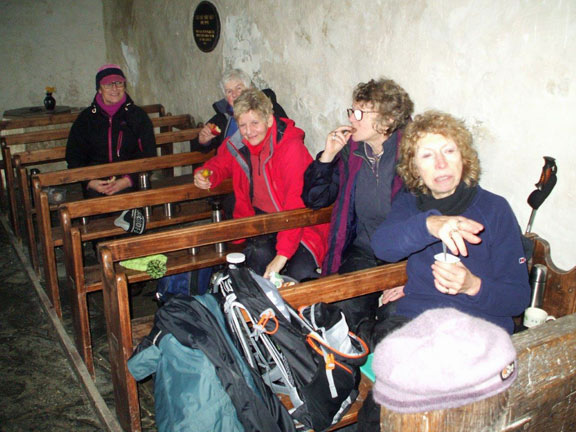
left=45, top=86, right=55, bottom=93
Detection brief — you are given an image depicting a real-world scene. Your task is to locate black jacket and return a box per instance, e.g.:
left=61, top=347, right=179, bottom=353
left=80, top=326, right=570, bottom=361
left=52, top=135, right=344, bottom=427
left=66, top=94, right=156, bottom=169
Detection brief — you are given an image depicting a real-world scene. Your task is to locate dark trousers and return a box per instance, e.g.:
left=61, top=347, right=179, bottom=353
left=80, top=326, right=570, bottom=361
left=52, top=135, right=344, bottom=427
left=243, top=233, right=319, bottom=282
left=333, top=246, right=386, bottom=332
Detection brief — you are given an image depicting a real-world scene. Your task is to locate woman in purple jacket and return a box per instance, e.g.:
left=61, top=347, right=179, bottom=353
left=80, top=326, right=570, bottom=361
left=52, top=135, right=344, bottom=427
left=367, top=110, right=530, bottom=347
left=302, top=78, right=413, bottom=330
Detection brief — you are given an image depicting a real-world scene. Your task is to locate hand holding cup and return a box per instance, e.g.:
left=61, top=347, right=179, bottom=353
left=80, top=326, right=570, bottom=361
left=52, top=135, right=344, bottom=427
left=432, top=252, right=481, bottom=296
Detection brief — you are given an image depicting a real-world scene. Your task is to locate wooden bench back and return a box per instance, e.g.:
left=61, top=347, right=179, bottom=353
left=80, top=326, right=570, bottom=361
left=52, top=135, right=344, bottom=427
left=528, top=233, right=576, bottom=319
left=32, top=148, right=208, bottom=189
left=58, top=180, right=234, bottom=376
left=0, top=103, right=165, bottom=133
left=13, top=128, right=201, bottom=272
left=12, top=125, right=199, bottom=170
left=32, top=149, right=212, bottom=317
left=64, top=180, right=231, bottom=219
left=1, top=118, right=198, bottom=237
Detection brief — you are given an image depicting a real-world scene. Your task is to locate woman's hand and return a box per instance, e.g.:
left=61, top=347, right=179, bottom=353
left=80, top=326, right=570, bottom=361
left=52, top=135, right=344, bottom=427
left=426, top=215, right=484, bottom=256
left=198, top=123, right=215, bottom=145
left=431, top=260, right=482, bottom=296
left=87, top=177, right=131, bottom=195
left=193, top=168, right=212, bottom=190
left=264, top=255, right=289, bottom=279
left=380, top=285, right=405, bottom=304
left=319, top=126, right=355, bottom=163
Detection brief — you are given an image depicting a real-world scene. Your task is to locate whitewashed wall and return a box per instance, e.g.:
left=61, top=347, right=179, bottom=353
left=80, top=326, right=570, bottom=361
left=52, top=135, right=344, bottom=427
left=0, top=0, right=106, bottom=114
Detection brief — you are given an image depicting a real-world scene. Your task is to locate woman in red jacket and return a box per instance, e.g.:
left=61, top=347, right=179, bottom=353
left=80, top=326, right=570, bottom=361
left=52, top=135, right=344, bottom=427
left=194, top=88, right=328, bottom=281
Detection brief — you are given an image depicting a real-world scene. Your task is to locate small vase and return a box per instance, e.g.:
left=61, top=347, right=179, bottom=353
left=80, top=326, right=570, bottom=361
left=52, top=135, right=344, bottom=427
left=44, top=92, right=56, bottom=111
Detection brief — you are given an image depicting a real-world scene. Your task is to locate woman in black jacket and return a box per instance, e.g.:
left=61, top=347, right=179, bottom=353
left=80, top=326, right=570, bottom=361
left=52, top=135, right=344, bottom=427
left=190, top=68, right=287, bottom=154
left=66, top=64, right=156, bottom=198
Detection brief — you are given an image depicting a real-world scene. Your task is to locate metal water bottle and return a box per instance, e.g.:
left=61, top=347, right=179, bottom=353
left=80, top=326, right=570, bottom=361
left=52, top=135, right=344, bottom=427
left=30, top=168, right=40, bottom=200
left=138, top=172, right=152, bottom=219
left=212, top=200, right=226, bottom=254
left=529, top=264, right=547, bottom=308
left=163, top=202, right=173, bottom=218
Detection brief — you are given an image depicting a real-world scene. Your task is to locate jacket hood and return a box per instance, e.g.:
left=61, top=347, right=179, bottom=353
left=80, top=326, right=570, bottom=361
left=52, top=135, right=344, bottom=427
left=213, top=98, right=231, bottom=116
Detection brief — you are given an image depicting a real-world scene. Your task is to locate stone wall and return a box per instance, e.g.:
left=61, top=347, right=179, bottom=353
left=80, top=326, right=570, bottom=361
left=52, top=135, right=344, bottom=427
left=1, top=0, right=106, bottom=114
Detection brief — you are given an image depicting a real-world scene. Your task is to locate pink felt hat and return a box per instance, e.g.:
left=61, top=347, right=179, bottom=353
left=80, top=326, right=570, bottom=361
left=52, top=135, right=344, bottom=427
left=372, top=308, right=517, bottom=413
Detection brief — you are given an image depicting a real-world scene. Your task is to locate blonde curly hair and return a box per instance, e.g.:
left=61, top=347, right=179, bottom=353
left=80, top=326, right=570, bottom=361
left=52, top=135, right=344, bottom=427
left=398, top=110, right=481, bottom=195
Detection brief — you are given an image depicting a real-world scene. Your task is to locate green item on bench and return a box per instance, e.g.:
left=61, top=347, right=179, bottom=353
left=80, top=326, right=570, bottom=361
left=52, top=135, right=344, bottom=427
left=120, top=254, right=168, bottom=279
left=360, top=353, right=375, bottom=382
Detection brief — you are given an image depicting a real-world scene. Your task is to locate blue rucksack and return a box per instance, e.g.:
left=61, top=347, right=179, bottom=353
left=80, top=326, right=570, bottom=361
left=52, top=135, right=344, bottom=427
left=155, top=268, right=213, bottom=304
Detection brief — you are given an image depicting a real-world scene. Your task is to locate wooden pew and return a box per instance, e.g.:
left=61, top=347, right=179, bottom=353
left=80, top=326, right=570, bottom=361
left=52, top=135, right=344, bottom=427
left=32, top=146, right=207, bottom=318
left=0, top=103, right=166, bottom=209
left=0, top=103, right=165, bottom=133
left=14, top=123, right=198, bottom=270
left=99, top=221, right=575, bottom=432
left=0, top=109, right=193, bottom=237
left=58, top=180, right=233, bottom=377
left=3, top=113, right=192, bottom=237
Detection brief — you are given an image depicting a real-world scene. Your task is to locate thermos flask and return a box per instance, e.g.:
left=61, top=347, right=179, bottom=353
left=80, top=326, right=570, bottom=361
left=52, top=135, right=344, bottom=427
left=529, top=264, right=547, bottom=308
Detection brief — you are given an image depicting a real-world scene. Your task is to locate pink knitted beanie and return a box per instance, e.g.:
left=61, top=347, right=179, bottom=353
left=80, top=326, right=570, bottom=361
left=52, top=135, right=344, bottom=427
left=372, top=308, right=517, bottom=413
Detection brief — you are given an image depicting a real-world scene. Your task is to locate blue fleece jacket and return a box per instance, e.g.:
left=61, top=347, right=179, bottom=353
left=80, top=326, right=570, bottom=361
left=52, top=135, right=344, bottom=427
left=371, top=187, right=530, bottom=333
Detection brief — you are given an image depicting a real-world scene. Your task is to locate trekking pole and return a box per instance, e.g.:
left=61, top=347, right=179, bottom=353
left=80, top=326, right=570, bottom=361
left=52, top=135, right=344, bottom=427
left=525, top=156, right=557, bottom=234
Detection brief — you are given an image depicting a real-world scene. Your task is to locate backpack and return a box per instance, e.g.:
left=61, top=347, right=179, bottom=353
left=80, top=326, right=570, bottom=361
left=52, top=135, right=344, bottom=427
left=128, top=294, right=296, bottom=432
left=214, top=265, right=369, bottom=431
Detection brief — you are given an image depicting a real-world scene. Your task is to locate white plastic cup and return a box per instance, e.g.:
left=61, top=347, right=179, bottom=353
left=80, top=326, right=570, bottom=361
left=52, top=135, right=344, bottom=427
left=433, top=253, right=461, bottom=264
left=523, top=306, right=556, bottom=328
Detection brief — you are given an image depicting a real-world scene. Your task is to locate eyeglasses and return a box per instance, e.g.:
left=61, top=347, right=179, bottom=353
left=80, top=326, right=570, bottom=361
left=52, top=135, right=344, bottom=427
left=347, top=108, right=378, bottom=121
left=101, top=81, right=125, bottom=90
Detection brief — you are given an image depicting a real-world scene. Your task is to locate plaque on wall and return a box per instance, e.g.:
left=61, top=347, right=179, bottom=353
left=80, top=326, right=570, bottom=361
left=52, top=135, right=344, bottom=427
left=193, top=1, right=220, bottom=53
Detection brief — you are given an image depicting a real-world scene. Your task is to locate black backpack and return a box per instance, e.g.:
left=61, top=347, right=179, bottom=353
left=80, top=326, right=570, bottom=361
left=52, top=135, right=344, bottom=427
left=215, top=265, right=369, bottom=431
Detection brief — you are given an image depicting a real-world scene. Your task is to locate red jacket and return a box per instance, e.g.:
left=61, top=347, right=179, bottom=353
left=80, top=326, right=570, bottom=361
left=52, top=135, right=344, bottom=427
left=197, top=118, right=329, bottom=266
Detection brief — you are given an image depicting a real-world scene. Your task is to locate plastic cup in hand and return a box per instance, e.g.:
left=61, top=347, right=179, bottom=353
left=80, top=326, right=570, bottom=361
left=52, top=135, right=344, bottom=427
left=434, top=252, right=461, bottom=264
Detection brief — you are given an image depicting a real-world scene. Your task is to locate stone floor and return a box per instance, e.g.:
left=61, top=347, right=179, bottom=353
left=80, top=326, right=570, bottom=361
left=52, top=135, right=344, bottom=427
left=0, top=214, right=158, bottom=431
left=0, top=217, right=105, bottom=431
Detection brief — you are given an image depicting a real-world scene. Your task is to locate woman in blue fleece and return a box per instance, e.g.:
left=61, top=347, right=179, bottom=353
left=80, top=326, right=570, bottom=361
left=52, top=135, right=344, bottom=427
left=367, top=110, right=530, bottom=346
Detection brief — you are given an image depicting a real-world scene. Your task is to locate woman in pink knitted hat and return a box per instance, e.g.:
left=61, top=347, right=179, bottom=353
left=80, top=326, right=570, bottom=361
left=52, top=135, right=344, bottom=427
left=66, top=64, right=156, bottom=198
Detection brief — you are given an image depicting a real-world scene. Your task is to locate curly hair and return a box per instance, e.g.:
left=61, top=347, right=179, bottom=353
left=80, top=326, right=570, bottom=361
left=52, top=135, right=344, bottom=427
left=397, top=110, right=481, bottom=195
left=353, top=78, right=414, bottom=134
left=233, top=87, right=273, bottom=121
